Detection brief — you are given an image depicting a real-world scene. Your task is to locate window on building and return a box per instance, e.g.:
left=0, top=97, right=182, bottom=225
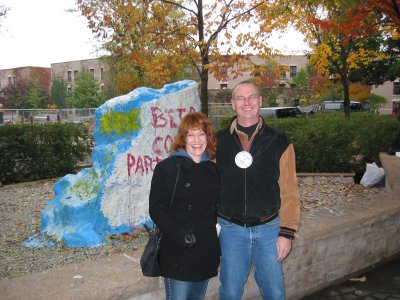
left=279, top=66, right=286, bottom=79
left=394, top=82, right=400, bottom=95
left=90, top=68, right=95, bottom=78
left=220, top=83, right=228, bottom=89
left=74, top=70, right=78, bottom=81
left=67, top=71, right=72, bottom=82
left=7, top=76, right=15, bottom=84
left=101, top=67, right=104, bottom=81
left=220, top=66, right=228, bottom=73
left=290, top=66, right=297, bottom=78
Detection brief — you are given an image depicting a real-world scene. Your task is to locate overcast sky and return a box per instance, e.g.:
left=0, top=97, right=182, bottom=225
left=0, top=0, right=309, bottom=70
left=0, top=0, right=99, bottom=69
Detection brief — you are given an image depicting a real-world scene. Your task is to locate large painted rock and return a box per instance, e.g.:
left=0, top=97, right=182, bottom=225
left=40, top=80, right=199, bottom=247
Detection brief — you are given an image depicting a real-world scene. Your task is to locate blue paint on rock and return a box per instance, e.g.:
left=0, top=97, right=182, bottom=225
left=39, top=80, right=197, bottom=247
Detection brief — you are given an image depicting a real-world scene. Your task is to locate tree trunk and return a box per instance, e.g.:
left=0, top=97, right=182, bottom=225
left=197, top=0, right=209, bottom=116
left=199, top=69, right=209, bottom=116
left=342, top=76, right=350, bottom=117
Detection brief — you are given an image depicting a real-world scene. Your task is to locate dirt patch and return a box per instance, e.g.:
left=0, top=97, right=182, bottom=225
left=0, top=176, right=384, bottom=279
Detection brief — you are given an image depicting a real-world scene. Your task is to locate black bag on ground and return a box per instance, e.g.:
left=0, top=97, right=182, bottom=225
left=140, top=226, right=161, bottom=277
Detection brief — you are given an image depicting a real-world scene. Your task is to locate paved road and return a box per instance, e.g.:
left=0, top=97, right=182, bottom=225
left=301, top=256, right=400, bottom=299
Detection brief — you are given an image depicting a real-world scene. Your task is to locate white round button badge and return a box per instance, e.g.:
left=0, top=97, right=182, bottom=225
left=235, top=151, right=253, bottom=169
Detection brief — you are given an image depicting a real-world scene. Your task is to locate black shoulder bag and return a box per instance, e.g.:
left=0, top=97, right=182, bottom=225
left=140, top=163, right=181, bottom=277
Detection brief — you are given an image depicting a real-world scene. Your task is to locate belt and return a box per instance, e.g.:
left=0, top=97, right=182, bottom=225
left=217, top=211, right=278, bottom=227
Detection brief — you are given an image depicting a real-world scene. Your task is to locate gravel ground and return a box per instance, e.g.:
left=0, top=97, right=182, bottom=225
left=0, top=176, right=383, bottom=280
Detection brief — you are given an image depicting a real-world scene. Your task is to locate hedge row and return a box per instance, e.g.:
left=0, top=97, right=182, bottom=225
left=218, top=113, right=400, bottom=173
left=1, top=114, right=398, bottom=183
left=0, top=123, right=92, bottom=183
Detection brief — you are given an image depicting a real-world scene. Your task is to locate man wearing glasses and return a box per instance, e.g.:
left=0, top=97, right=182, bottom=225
left=216, top=80, right=301, bottom=299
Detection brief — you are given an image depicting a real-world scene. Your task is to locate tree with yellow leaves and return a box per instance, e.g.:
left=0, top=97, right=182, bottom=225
left=76, top=0, right=280, bottom=115
left=349, top=0, right=399, bottom=86
left=259, top=0, right=396, bottom=117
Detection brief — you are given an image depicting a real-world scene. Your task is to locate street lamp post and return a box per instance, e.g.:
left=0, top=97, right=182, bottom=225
left=329, top=75, right=334, bottom=100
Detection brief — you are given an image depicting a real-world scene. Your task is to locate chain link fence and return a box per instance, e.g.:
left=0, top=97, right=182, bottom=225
left=208, top=103, right=234, bottom=128
left=1, top=105, right=233, bottom=130
left=0, top=108, right=96, bottom=126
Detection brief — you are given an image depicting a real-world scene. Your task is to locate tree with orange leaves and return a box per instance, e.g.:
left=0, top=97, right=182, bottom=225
left=258, top=0, right=397, bottom=117
left=349, top=0, right=399, bottom=85
left=308, top=1, right=385, bottom=116
left=76, top=0, right=280, bottom=115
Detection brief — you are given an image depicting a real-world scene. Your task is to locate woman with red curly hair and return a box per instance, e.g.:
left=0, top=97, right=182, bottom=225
left=149, top=112, right=220, bottom=300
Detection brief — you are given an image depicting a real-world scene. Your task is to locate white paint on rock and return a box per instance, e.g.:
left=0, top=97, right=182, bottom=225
left=101, top=84, right=200, bottom=227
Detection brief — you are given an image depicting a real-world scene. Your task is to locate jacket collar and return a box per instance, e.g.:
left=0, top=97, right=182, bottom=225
left=169, top=150, right=210, bottom=162
left=229, top=116, right=264, bottom=135
left=228, top=117, right=265, bottom=152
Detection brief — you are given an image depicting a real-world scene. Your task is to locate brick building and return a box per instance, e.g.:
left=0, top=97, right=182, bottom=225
left=0, top=66, right=51, bottom=93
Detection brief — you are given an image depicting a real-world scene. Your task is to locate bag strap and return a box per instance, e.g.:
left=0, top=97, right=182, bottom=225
left=156, top=163, right=180, bottom=237
left=169, top=163, right=181, bottom=209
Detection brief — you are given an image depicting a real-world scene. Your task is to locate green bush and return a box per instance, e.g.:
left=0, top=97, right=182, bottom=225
left=0, top=123, right=92, bottom=183
left=218, top=113, right=400, bottom=173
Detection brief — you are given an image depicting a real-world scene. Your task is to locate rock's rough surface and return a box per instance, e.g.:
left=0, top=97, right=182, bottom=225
left=40, top=80, right=200, bottom=247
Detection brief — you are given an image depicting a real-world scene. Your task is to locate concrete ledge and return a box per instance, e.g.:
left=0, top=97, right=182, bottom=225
left=1, top=154, right=399, bottom=300
left=380, top=153, right=400, bottom=192
left=284, top=191, right=400, bottom=299
left=297, top=172, right=355, bottom=177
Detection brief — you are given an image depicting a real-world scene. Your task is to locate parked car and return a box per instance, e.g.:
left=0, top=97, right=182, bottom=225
left=33, top=114, right=61, bottom=122
left=319, top=101, right=364, bottom=113
left=259, top=107, right=303, bottom=119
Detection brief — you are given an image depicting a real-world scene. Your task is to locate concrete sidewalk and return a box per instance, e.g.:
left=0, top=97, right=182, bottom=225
left=0, top=249, right=153, bottom=300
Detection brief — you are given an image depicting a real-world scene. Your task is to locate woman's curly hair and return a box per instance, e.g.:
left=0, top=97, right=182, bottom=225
left=170, top=112, right=217, bottom=159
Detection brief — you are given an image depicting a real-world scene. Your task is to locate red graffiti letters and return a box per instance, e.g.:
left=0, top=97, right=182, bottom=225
left=152, top=135, right=173, bottom=156
left=127, top=154, right=161, bottom=176
left=151, top=106, right=196, bottom=128
left=128, top=106, right=196, bottom=177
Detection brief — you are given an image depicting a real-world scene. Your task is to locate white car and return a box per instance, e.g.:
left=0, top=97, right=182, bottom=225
left=259, top=107, right=303, bottom=119
left=319, top=101, right=364, bottom=112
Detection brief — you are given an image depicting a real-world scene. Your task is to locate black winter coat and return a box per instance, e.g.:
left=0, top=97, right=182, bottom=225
left=149, top=155, right=220, bottom=282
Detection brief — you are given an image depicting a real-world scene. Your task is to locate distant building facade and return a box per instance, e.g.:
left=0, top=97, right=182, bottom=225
left=51, top=58, right=109, bottom=91
left=1, top=56, right=398, bottom=114
left=371, top=79, right=400, bottom=114
left=0, top=66, right=51, bottom=92
left=208, top=55, right=309, bottom=90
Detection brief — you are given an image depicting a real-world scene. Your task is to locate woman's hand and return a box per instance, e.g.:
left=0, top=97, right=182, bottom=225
left=184, top=233, right=196, bottom=248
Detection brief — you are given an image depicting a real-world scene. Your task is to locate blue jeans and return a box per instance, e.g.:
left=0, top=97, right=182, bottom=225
left=164, top=277, right=209, bottom=300
left=218, top=217, right=284, bottom=300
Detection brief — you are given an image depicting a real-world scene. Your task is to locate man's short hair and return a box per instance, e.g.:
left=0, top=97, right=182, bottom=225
left=232, top=80, right=261, bottom=99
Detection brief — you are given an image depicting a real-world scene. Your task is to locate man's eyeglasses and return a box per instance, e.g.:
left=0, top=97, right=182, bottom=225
left=233, top=95, right=260, bottom=102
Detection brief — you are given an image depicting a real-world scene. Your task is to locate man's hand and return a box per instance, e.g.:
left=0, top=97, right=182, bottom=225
left=277, top=236, right=292, bottom=261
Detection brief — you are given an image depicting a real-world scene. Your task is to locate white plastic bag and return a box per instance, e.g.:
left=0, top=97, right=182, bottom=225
left=360, top=162, right=385, bottom=187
